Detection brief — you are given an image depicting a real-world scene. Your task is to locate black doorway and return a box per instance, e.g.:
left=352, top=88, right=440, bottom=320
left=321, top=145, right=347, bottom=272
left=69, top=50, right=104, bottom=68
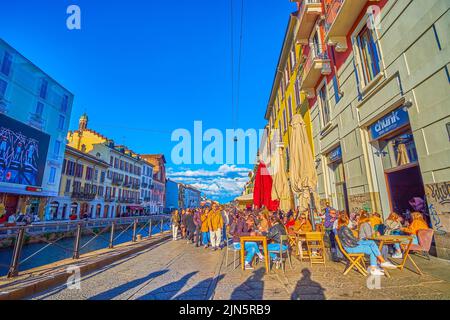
left=386, top=165, right=425, bottom=214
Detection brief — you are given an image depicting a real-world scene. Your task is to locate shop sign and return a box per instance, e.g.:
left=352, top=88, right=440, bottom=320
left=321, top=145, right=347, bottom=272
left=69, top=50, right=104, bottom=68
left=370, top=106, right=410, bottom=140
left=328, top=146, right=342, bottom=163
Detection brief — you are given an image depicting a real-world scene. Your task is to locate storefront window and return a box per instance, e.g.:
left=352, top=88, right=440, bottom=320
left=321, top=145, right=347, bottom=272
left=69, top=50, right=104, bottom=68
left=379, top=131, right=418, bottom=170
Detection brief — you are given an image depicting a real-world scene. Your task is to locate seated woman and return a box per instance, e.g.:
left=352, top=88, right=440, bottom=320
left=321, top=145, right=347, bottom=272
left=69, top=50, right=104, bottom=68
left=337, top=213, right=396, bottom=276
left=358, top=212, right=374, bottom=240
left=263, top=216, right=288, bottom=268
left=370, top=212, right=383, bottom=231
left=384, top=212, right=403, bottom=258
left=285, top=214, right=296, bottom=230
left=293, top=213, right=313, bottom=233
left=402, top=212, right=430, bottom=245
left=232, top=215, right=264, bottom=270
left=257, top=210, right=270, bottom=233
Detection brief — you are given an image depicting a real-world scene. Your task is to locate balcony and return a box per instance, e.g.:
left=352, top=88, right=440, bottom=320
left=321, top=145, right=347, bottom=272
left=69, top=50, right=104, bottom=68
left=325, top=0, right=380, bottom=52
left=72, top=191, right=96, bottom=201
left=295, top=0, right=323, bottom=44
left=111, top=178, right=123, bottom=186
left=299, top=47, right=331, bottom=98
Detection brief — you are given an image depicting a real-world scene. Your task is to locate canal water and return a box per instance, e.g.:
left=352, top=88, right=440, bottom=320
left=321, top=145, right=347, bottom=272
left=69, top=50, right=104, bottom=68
left=0, top=221, right=171, bottom=277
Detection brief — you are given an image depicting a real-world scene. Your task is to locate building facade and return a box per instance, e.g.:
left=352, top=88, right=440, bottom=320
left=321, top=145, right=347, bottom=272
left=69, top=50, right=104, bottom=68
left=67, top=114, right=144, bottom=217
left=141, top=154, right=166, bottom=214
left=165, top=178, right=179, bottom=211
left=0, top=39, right=74, bottom=219
left=290, top=0, right=449, bottom=258
left=51, top=146, right=109, bottom=220
left=165, top=179, right=201, bottom=211
left=140, top=160, right=154, bottom=214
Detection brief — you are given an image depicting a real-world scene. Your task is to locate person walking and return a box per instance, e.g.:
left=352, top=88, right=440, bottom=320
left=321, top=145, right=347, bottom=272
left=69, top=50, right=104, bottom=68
left=193, top=209, right=202, bottom=247
left=180, top=209, right=187, bottom=239
left=201, top=208, right=210, bottom=248
left=221, top=206, right=230, bottom=246
left=171, top=209, right=180, bottom=241
left=185, top=209, right=196, bottom=244
left=208, top=204, right=223, bottom=251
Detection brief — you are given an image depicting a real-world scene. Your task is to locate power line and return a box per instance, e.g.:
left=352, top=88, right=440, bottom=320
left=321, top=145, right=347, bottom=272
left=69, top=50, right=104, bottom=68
left=236, top=0, right=244, bottom=129
left=230, top=0, right=235, bottom=128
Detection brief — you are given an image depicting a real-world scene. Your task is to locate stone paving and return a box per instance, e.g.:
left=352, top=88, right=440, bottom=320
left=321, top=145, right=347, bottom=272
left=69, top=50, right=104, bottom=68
left=31, top=239, right=450, bottom=300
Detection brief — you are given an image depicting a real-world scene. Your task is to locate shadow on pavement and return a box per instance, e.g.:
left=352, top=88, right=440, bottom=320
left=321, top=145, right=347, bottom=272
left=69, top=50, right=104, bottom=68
left=137, top=271, right=198, bottom=300
left=230, top=268, right=265, bottom=300
left=290, top=268, right=326, bottom=300
left=89, top=269, right=169, bottom=300
left=175, top=274, right=225, bottom=300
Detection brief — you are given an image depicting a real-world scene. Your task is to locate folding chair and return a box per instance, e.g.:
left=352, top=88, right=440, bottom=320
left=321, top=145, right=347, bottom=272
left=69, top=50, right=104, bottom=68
left=335, top=235, right=368, bottom=276
left=268, top=235, right=293, bottom=273
left=305, top=232, right=326, bottom=266
left=224, top=232, right=240, bottom=270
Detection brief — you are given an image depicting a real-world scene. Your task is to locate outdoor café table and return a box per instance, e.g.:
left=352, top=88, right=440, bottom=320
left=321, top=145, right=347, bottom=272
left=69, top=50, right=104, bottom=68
left=239, top=236, right=270, bottom=273
left=369, top=235, right=414, bottom=275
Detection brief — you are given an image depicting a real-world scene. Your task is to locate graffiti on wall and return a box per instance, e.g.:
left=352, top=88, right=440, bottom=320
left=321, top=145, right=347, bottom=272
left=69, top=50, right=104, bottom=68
left=425, top=182, right=450, bottom=235
left=349, top=193, right=373, bottom=213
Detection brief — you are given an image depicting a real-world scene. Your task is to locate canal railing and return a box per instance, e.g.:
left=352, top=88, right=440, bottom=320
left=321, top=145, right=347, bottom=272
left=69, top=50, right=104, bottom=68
left=0, top=215, right=171, bottom=278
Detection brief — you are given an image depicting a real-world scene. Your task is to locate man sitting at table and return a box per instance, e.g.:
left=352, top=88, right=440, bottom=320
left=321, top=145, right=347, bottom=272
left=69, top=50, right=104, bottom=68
left=232, top=214, right=264, bottom=270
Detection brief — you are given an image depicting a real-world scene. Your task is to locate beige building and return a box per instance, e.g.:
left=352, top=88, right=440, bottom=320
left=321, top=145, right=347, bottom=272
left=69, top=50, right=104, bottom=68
left=303, top=0, right=449, bottom=258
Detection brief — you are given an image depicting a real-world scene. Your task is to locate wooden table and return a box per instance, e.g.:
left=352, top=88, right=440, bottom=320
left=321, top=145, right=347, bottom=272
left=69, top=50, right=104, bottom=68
left=239, top=236, right=270, bottom=273
left=369, top=235, right=415, bottom=275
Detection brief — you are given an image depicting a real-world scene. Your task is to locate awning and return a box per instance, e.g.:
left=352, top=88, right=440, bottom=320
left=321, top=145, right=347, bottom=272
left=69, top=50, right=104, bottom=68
left=235, top=193, right=254, bottom=203
left=127, top=206, right=143, bottom=210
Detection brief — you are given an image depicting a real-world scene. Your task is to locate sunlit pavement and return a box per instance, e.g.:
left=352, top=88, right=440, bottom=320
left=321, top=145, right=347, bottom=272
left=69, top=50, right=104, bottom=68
left=31, top=239, right=450, bottom=300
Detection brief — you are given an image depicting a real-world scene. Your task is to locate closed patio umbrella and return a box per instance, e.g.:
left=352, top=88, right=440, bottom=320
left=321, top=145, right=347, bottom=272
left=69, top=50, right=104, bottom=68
left=289, top=114, right=320, bottom=228
left=271, top=145, right=292, bottom=212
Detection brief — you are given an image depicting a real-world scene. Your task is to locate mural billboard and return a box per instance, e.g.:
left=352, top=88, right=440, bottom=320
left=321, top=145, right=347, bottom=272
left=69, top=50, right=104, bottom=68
left=0, top=113, right=50, bottom=187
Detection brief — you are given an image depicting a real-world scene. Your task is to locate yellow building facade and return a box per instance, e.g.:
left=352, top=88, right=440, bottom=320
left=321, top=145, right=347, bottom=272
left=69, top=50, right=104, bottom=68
left=264, top=13, right=314, bottom=173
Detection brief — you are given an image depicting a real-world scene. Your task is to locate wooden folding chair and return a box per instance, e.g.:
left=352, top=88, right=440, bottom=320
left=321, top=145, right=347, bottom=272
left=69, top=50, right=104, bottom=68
left=305, top=232, right=326, bottom=266
left=335, top=235, right=368, bottom=276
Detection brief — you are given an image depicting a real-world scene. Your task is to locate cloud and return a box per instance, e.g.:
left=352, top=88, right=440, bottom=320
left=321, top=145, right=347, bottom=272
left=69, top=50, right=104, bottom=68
left=167, top=164, right=251, bottom=199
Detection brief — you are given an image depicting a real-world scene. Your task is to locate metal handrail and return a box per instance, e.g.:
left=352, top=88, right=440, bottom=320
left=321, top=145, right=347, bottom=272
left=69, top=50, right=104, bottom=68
left=2, top=215, right=170, bottom=278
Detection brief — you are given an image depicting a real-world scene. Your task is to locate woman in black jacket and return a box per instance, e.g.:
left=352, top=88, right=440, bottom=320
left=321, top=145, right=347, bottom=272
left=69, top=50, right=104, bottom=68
left=337, top=213, right=395, bottom=276
left=263, top=216, right=288, bottom=265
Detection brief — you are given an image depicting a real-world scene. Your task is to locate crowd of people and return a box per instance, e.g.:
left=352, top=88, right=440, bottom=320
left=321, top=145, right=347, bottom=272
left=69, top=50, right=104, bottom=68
left=171, top=200, right=432, bottom=276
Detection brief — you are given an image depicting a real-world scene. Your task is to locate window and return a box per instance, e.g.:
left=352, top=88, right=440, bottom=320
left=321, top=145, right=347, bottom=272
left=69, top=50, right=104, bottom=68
left=65, top=179, right=71, bottom=193
left=54, top=140, right=61, bottom=155
left=0, top=79, right=7, bottom=97
left=288, top=96, right=293, bottom=121
left=356, top=25, right=381, bottom=85
left=1, top=52, right=12, bottom=76
left=318, top=84, right=331, bottom=127
left=58, top=115, right=65, bottom=130
left=332, top=76, right=342, bottom=104
left=49, top=167, right=57, bottom=184
left=61, top=94, right=69, bottom=113
left=294, top=78, right=301, bottom=107
left=39, top=79, right=48, bottom=99
left=35, top=102, right=44, bottom=116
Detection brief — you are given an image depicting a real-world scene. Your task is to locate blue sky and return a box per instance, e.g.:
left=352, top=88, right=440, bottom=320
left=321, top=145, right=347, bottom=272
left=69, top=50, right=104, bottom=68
left=0, top=0, right=296, bottom=203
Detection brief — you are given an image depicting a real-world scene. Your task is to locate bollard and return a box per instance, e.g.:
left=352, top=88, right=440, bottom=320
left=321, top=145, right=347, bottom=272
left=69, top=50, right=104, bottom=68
left=132, top=219, right=137, bottom=242
left=160, top=218, right=163, bottom=234
left=73, top=223, right=82, bottom=259
left=7, top=227, right=25, bottom=278
left=148, top=219, right=152, bottom=239
left=109, top=221, right=115, bottom=249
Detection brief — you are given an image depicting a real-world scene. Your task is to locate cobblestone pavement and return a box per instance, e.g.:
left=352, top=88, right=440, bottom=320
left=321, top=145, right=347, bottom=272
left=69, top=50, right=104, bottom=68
left=31, top=239, right=450, bottom=300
